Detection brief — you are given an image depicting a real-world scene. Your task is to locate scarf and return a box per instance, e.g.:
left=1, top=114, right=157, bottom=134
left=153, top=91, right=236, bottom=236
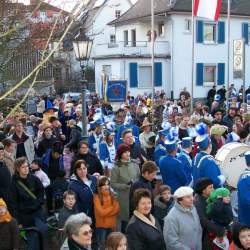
left=0, top=198, right=12, bottom=223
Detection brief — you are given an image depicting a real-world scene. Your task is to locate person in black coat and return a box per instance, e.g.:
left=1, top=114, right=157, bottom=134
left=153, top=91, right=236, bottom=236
left=127, top=189, right=166, bottom=250
left=0, top=143, right=12, bottom=205
left=217, top=85, right=227, bottom=102
left=70, top=141, right=103, bottom=176
left=65, top=120, right=82, bottom=152
left=194, top=178, right=225, bottom=250
left=129, top=161, right=157, bottom=216
left=8, top=157, right=47, bottom=250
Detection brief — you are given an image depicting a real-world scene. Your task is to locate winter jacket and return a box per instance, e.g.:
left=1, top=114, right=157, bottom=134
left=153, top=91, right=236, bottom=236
left=194, top=194, right=225, bottom=250
left=223, top=114, right=234, bottom=132
left=58, top=206, right=78, bottom=229
left=67, top=239, right=88, bottom=250
left=71, top=152, right=104, bottom=176
left=65, top=125, right=82, bottom=151
left=68, top=174, right=97, bottom=219
left=110, top=160, right=140, bottom=222
left=0, top=161, right=12, bottom=204
left=93, top=192, right=119, bottom=229
left=3, top=151, right=14, bottom=175
left=8, top=173, right=45, bottom=226
left=37, top=136, right=57, bottom=157
left=163, top=202, right=202, bottom=250
left=127, top=210, right=166, bottom=250
left=11, top=133, right=35, bottom=164
left=0, top=218, right=19, bottom=250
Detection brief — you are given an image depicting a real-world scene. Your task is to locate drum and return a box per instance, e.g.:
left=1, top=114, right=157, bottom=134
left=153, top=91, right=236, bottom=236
left=215, top=142, right=250, bottom=188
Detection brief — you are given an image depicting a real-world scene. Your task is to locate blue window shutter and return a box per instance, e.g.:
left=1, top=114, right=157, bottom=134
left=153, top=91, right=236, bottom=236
left=196, top=63, right=204, bottom=86
left=217, top=63, right=225, bottom=85
left=129, top=63, right=138, bottom=87
left=196, top=20, right=204, bottom=43
left=242, top=23, right=249, bottom=44
left=218, top=21, right=225, bottom=44
left=154, top=62, right=162, bottom=87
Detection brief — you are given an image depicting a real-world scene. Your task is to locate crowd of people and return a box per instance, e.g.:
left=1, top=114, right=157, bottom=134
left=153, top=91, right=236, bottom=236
left=0, top=85, right=250, bottom=250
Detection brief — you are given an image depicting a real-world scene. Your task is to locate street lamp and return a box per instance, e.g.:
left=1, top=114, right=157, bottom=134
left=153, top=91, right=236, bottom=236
left=73, top=28, right=93, bottom=141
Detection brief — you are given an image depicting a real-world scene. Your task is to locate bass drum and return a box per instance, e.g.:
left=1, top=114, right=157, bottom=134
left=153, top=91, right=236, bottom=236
left=215, top=142, right=250, bottom=188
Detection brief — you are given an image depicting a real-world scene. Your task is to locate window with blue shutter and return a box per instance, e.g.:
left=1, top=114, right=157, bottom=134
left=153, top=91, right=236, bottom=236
left=154, top=62, right=162, bottom=87
left=242, top=23, right=249, bottom=44
left=196, top=20, right=204, bottom=43
left=218, top=21, right=225, bottom=44
left=217, top=63, right=225, bottom=85
left=129, top=63, right=138, bottom=88
left=196, top=63, right=204, bottom=86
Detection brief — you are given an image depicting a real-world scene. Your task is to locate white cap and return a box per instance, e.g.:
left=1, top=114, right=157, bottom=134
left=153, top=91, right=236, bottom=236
left=174, top=186, right=194, bottom=198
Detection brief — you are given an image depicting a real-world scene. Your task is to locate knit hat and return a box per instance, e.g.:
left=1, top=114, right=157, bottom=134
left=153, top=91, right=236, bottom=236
left=194, top=178, right=213, bottom=195
left=115, top=144, right=130, bottom=161
left=174, top=187, right=193, bottom=198
left=206, top=188, right=230, bottom=214
left=0, top=198, right=12, bottom=223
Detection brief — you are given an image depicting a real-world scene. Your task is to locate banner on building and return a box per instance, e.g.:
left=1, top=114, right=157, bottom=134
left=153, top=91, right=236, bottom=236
left=233, top=39, right=244, bottom=79
left=106, top=80, right=127, bottom=103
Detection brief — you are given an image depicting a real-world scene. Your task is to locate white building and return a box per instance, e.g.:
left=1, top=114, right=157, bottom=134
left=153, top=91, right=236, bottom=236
left=93, top=0, right=250, bottom=99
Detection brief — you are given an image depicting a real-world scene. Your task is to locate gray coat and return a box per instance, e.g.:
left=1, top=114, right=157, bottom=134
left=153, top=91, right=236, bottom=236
left=163, top=202, right=202, bottom=250
left=110, top=160, right=140, bottom=222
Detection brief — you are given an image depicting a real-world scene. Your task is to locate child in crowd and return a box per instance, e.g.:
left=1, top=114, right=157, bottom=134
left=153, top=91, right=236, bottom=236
left=51, top=170, right=69, bottom=210
left=94, top=176, right=120, bottom=249
left=154, top=185, right=173, bottom=228
left=106, top=232, right=127, bottom=250
left=58, top=190, right=78, bottom=229
left=31, top=158, right=50, bottom=188
left=206, top=188, right=234, bottom=250
left=0, top=198, right=19, bottom=250
left=63, top=147, right=73, bottom=179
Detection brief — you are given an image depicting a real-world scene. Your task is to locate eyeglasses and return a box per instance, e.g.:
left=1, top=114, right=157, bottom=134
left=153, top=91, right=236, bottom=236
left=82, top=229, right=93, bottom=236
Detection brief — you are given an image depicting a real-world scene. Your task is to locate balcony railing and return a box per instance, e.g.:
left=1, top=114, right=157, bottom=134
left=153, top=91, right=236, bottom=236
left=93, top=41, right=169, bottom=57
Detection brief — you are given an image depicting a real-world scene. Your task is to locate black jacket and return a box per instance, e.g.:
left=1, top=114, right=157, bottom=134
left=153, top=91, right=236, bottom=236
left=127, top=212, right=166, bottom=250
left=68, top=239, right=88, bottom=250
left=37, top=136, right=57, bottom=157
left=8, top=173, right=45, bottom=226
left=129, top=176, right=154, bottom=216
left=0, top=160, right=12, bottom=204
left=194, top=194, right=225, bottom=250
left=66, top=125, right=82, bottom=152
left=71, top=152, right=104, bottom=176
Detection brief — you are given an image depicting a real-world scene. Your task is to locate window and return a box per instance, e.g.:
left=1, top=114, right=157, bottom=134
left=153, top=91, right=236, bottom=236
left=185, top=19, right=191, bottom=32
left=158, top=23, right=165, bottom=36
left=139, top=65, right=152, bottom=88
left=124, top=30, right=128, bottom=46
left=248, top=24, right=250, bottom=43
left=204, top=65, right=216, bottom=85
left=131, top=29, right=136, bottom=47
left=115, top=10, right=121, bottom=19
left=110, top=34, right=116, bottom=44
left=204, top=23, right=216, bottom=43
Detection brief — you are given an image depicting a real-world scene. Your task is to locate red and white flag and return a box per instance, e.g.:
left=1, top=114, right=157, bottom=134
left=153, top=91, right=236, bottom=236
left=194, top=0, right=222, bottom=21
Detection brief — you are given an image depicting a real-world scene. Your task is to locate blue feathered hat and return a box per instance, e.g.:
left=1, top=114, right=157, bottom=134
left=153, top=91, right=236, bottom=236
left=226, top=132, right=240, bottom=143
left=103, top=129, right=115, bottom=137
left=181, top=137, right=193, bottom=149
left=195, top=123, right=210, bottom=150
left=44, top=99, right=58, bottom=113
left=165, top=132, right=177, bottom=151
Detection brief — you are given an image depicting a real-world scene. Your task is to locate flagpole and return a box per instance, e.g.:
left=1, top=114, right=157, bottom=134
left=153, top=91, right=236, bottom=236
left=191, top=0, right=195, bottom=113
left=151, top=0, right=155, bottom=99
left=226, top=0, right=231, bottom=109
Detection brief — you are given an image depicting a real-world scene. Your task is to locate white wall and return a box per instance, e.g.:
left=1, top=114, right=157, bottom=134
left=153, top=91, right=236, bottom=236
left=171, top=14, right=250, bottom=99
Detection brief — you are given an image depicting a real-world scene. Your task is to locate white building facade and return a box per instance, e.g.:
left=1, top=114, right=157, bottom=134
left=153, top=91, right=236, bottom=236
left=93, top=0, right=250, bottom=99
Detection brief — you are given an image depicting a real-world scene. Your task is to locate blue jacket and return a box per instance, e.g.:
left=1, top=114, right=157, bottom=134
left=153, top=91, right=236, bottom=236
left=68, top=174, right=97, bottom=219
left=193, top=151, right=222, bottom=188
left=42, top=149, right=64, bottom=179
left=88, top=133, right=103, bottom=155
left=177, top=150, right=193, bottom=185
left=154, top=141, right=167, bottom=166
left=99, top=141, right=116, bottom=168
left=237, top=169, right=250, bottom=227
left=159, top=155, right=188, bottom=193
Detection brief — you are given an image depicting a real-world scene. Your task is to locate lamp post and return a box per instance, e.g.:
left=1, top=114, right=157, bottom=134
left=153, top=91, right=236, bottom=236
left=73, top=28, right=93, bottom=141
